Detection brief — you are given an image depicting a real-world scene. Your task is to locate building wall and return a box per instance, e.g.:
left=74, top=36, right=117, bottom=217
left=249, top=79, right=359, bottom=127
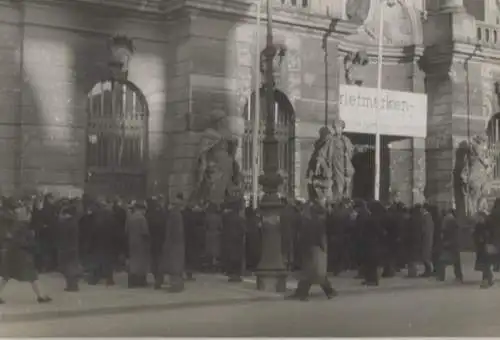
left=0, top=1, right=178, bottom=197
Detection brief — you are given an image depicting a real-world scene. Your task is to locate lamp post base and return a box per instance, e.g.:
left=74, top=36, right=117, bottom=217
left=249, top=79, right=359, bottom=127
left=256, top=272, right=287, bottom=293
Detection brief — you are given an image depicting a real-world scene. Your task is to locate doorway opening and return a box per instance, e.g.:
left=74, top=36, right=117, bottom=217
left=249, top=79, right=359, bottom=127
left=347, top=133, right=375, bottom=201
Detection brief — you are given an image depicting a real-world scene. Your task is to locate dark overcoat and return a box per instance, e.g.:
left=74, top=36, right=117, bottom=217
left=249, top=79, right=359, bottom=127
left=161, top=205, right=185, bottom=276
left=57, top=211, right=81, bottom=278
left=205, top=211, right=222, bottom=259
left=2, top=219, right=38, bottom=282
left=298, top=203, right=328, bottom=284
left=126, top=211, right=151, bottom=276
left=222, top=206, right=245, bottom=265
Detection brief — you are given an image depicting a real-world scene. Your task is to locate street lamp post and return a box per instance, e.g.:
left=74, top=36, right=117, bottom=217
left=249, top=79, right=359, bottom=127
left=252, top=1, right=262, bottom=210
left=255, top=0, right=287, bottom=293
left=374, top=0, right=395, bottom=201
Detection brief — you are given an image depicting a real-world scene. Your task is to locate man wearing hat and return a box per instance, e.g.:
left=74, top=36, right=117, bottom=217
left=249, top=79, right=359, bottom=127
left=125, top=201, right=150, bottom=288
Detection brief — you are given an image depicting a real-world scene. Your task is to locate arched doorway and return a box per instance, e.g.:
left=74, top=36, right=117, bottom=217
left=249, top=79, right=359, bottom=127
left=85, top=79, right=149, bottom=199
left=241, top=89, right=296, bottom=201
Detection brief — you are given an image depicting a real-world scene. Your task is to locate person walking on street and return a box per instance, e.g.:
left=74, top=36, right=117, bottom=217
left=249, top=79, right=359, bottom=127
left=286, top=196, right=337, bottom=301
left=0, top=199, right=51, bottom=304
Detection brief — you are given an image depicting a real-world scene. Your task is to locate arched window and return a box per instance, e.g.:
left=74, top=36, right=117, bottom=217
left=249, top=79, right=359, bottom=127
left=487, top=112, right=500, bottom=179
left=86, top=79, right=149, bottom=199
left=241, top=90, right=295, bottom=201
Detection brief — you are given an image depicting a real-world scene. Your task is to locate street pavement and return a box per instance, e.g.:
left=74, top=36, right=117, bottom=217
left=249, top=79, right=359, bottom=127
left=1, top=252, right=500, bottom=337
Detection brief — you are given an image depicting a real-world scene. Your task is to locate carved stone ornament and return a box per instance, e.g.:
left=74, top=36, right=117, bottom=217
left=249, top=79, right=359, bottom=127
left=344, top=50, right=369, bottom=86
left=108, top=35, right=135, bottom=77
left=260, top=43, right=287, bottom=87
left=453, top=134, right=498, bottom=218
left=345, top=0, right=371, bottom=25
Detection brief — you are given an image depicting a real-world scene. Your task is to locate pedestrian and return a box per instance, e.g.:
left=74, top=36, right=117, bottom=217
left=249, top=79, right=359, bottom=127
left=57, top=198, right=81, bottom=292
left=40, top=193, right=59, bottom=272
left=420, top=204, right=435, bottom=277
left=0, top=199, right=51, bottom=304
left=474, top=199, right=500, bottom=288
left=222, top=192, right=245, bottom=283
left=146, top=197, right=166, bottom=287
left=244, top=206, right=262, bottom=272
left=382, top=202, right=403, bottom=278
left=286, top=197, right=337, bottom=301
left=280, top=198, right=295, bottom=272
left=359, top=200, right=384, bottom=286
left=184, top=204, right=204, bottom=281
left=126, top=201, right=150, bottom=288
left=87, top=199, right=116, bottom=286
left=407, top=205, right=423, bottom=278
left=159, top=193, right=185, bottom=292
left=205, top=202, right=222, bottom=272
left=436, top=208, right=463, bottom=283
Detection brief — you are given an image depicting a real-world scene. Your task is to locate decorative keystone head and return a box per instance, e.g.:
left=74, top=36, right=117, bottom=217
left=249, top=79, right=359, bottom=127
left=108, top=35, right=135, bottom=76
left=344, top=50, right=369, bottom=86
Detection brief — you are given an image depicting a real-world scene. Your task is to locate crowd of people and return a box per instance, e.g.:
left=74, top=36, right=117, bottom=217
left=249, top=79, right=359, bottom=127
left=1, top=190, right=500, bottom=304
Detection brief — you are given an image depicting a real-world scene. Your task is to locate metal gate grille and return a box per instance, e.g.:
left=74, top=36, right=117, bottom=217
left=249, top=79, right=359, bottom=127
left=86, top=80, right=149, bottom=200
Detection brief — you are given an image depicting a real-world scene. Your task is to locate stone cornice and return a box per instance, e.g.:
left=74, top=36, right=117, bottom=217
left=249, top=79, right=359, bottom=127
left=337, top=39, right=425, bottom=63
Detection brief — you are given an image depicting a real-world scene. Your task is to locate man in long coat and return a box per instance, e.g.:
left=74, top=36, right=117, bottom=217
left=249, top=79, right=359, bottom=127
left=160, top=194, right=185, bottom=292
left=57, top=199, right=81, bottom=292
left=146, top=197, right=166, bottom=286
left=286, top=197, right=337, bottom=301
left=222, top=194, right=245, bottom=282
left=420, top=205, right=435, bottom=277
left=126, top=202, right=150, bottom=288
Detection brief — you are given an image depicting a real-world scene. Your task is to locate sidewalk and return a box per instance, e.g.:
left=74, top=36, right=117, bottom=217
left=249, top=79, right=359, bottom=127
left=0, top=252, right=485, bottom=322
left=222, top=252, right=484, bottom=296
left=0, top=273, right=277, bottom=323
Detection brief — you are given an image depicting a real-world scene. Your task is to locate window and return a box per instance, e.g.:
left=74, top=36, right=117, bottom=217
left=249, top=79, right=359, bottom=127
left=487, top=112, right=500, bottom=179
left=86, top=79, right=149, bottom=199
left=242, top=90, right=295, bottom=201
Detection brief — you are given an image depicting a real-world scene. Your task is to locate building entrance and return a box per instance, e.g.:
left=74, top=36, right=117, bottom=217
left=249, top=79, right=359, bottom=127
left=347, top=133, right=375, bottom=201
left=352, top=148, right=375, bottom=200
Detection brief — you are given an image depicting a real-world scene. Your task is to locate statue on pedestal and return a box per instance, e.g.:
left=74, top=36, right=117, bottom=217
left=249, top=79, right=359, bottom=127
left=454, top=134, right=496, bottom=217
left=306, top=119, right=355, bottom=203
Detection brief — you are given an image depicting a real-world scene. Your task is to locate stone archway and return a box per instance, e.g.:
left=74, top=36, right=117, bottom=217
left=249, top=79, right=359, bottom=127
left=85, top=79, right=149, bottom=200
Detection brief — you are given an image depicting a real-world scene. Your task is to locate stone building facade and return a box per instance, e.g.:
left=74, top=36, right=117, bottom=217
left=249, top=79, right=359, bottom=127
left=0, top=0, right=498, bottom=208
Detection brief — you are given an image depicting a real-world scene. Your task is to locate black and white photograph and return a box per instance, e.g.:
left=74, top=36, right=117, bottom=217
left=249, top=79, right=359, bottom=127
left=0, top=0, right=499, bottom=337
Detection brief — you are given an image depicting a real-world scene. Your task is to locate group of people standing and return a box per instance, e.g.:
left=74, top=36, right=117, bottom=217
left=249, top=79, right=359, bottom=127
left=2, top=187, right=500, bottom=304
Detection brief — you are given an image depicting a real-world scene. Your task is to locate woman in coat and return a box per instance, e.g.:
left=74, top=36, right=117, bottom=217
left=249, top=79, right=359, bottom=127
left=286, top=198, right=337, bottom=301
left=126, top=201, right=150, bottom=288
left=0, top=199, right=51, bottom=304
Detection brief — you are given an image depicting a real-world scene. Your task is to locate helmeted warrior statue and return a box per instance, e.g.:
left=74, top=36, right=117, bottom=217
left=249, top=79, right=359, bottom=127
left=454, top=134, right=496, bottom=217
left=306, top=119, right=355, bottom=203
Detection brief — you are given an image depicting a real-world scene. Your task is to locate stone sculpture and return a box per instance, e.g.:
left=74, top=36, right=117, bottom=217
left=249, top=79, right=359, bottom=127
left=344, top=50, right=369, bottom=86
left=454, top=134, right=496, bottom=217
left=306, top=119, right=355, bottom=203
left=191, top=127, right=242, bottom=206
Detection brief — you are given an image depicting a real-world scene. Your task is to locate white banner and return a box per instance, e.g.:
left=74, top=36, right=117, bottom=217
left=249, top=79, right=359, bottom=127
left=339, top=85, right=428, bottom=138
